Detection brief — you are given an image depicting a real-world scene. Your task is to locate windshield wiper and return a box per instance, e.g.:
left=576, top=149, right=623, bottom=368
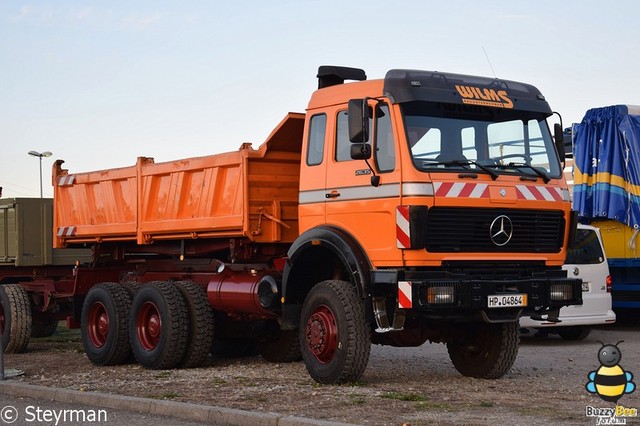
left=444, top=159, right=499, bottom=181
left=503, top=162, right=551, bottom=183
left=420, top=159, right=499, bottom=180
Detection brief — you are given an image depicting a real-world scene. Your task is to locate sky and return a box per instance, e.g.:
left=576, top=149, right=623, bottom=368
left=2, top=0, right=639, bottom=198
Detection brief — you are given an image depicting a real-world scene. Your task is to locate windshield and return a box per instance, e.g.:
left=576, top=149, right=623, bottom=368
left=401, top=102, right=562, bottom=178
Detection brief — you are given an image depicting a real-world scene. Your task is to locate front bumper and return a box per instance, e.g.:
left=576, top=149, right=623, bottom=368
left=371, top=269, right=583, bottom=322
left=412, top=278, right=582, bottom=311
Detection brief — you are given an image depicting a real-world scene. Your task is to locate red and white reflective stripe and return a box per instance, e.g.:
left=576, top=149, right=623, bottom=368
left=396, top=206, right=411, bottom=249
left=515, top=184, right=563, bottom=201
left=398, top=281, right=412, bottom=309
left=433, top=182, right=489, bottom=198
left=57, top=175, right=76, bottom=186
left=57, top=226, right=77, bottom=237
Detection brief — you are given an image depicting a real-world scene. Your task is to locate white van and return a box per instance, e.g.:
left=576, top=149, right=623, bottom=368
left=519, top=223, right=616, bottom=340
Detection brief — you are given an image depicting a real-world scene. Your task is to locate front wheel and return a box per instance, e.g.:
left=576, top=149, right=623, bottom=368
left=447, top=321, right=519, bottom=379
left=299, top=280, right=370, bottom=384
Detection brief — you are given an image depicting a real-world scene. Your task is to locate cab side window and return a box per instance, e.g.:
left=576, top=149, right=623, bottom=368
left=375, top=105, right=395, bottom=172
left=335, top=110, right=353, bottom=162
left=307, top=114, right=327, bottom=166
left=336, top=108, right=388, bottom=166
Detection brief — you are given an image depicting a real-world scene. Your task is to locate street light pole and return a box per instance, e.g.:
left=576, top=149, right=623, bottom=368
left=28, top=150, right=53, bottom=198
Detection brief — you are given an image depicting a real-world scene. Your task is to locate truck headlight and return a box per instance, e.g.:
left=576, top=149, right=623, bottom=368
left=427, top=286, right=456, bottom=304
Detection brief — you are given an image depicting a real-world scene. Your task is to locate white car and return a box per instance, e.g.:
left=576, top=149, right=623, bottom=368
left=519, top=223, right=616, bottom=340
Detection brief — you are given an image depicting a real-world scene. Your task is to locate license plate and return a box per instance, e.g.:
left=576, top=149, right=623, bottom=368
left=582, top=282, right=590, bottom=292
left=487, top=294, right=527, bottom=308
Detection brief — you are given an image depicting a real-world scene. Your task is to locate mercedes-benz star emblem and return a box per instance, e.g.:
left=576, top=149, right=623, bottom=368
left=489, top=215, right=513, bottom=246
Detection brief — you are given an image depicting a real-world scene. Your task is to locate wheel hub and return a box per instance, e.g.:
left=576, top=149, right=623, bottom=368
left=305, top=305, right=338, bottom=363
left=147, top=315, right=160, bottom=338
left=137, top=301, right=162, bottom=351
left=97, top=313, right=109, bottom=335
left=88, top=302, right=109, bottom=348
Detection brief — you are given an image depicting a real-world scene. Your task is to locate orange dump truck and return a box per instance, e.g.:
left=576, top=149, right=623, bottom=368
left=1, top=66, right=582, bottom=384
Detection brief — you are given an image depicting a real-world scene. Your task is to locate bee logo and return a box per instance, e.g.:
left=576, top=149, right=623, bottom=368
left=586, top=340, right=635, bottom=403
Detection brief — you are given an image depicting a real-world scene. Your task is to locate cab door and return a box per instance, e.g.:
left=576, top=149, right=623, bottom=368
left=324, top=103, right=402, bottom=266
left=298, top=113, right=328, bottom=233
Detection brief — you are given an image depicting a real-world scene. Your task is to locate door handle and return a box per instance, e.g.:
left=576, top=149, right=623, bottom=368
left=325, top=190, right=341, bottom=199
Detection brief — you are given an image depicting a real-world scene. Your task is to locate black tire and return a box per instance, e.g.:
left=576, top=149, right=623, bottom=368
left=299, top=280, right=371, bottom=384
left=0, top=284, right=32, bottom=353
left=259, top=325, right=302, bottom=363
left=31, top=318, right=59, bottom=338
left=129, top=281, right=188, bottom=369
left=447, top=321, right=519, bottom=379
left=557, top=326, right=591, bottom=341
left=122, top=281, right=141, bottom=299
left=175, top=281, right=214, bottom=368
left=81, top=282, right=132, bottom=365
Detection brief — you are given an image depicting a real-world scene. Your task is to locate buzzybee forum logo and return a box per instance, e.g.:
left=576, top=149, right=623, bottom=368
left=585, top=341, right=637, bottom=424
left=587, top=341, right=635, bottom=402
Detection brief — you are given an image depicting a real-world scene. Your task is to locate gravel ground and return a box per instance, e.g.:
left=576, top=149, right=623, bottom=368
left=2, top=316, right=640, bottom=426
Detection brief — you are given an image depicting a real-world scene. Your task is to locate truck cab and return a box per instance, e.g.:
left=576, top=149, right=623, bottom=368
left=285, top=66, right=582, bottom=383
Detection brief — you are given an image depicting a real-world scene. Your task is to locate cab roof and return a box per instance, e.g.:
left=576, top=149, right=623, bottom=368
left=384, top=69, right=552, bottom=114
left=310, top=66, right=552, bottom=114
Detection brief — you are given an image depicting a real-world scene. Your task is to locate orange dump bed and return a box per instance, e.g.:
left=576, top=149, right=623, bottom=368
left=53, top=113, right=304, bottom=248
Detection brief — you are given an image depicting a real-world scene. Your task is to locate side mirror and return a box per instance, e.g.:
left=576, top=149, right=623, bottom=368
left=554, top=123, right=565, bottom=163
left=350, top=143, right=371, bottom=160
left=348, top=99, right=369, bottom=143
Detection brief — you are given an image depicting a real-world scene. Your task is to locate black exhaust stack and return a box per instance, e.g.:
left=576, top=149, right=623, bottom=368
left=317, top=66, right=366, bottom=89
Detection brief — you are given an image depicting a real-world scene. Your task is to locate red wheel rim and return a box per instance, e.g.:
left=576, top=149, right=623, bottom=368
left=305, top=304, right=338, bottom=364
left=87, top=301, right=109, bottom=348
left=137, top=301, right=162, bottom=351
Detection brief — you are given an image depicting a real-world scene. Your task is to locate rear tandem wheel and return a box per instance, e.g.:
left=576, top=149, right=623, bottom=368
left=174, top=280, right=214, bottom=368
left=81, top=282, right=132, bottom=365
left=31, top=318, right=59, bottom=338
left=129, top=281, right=189, bottom=369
